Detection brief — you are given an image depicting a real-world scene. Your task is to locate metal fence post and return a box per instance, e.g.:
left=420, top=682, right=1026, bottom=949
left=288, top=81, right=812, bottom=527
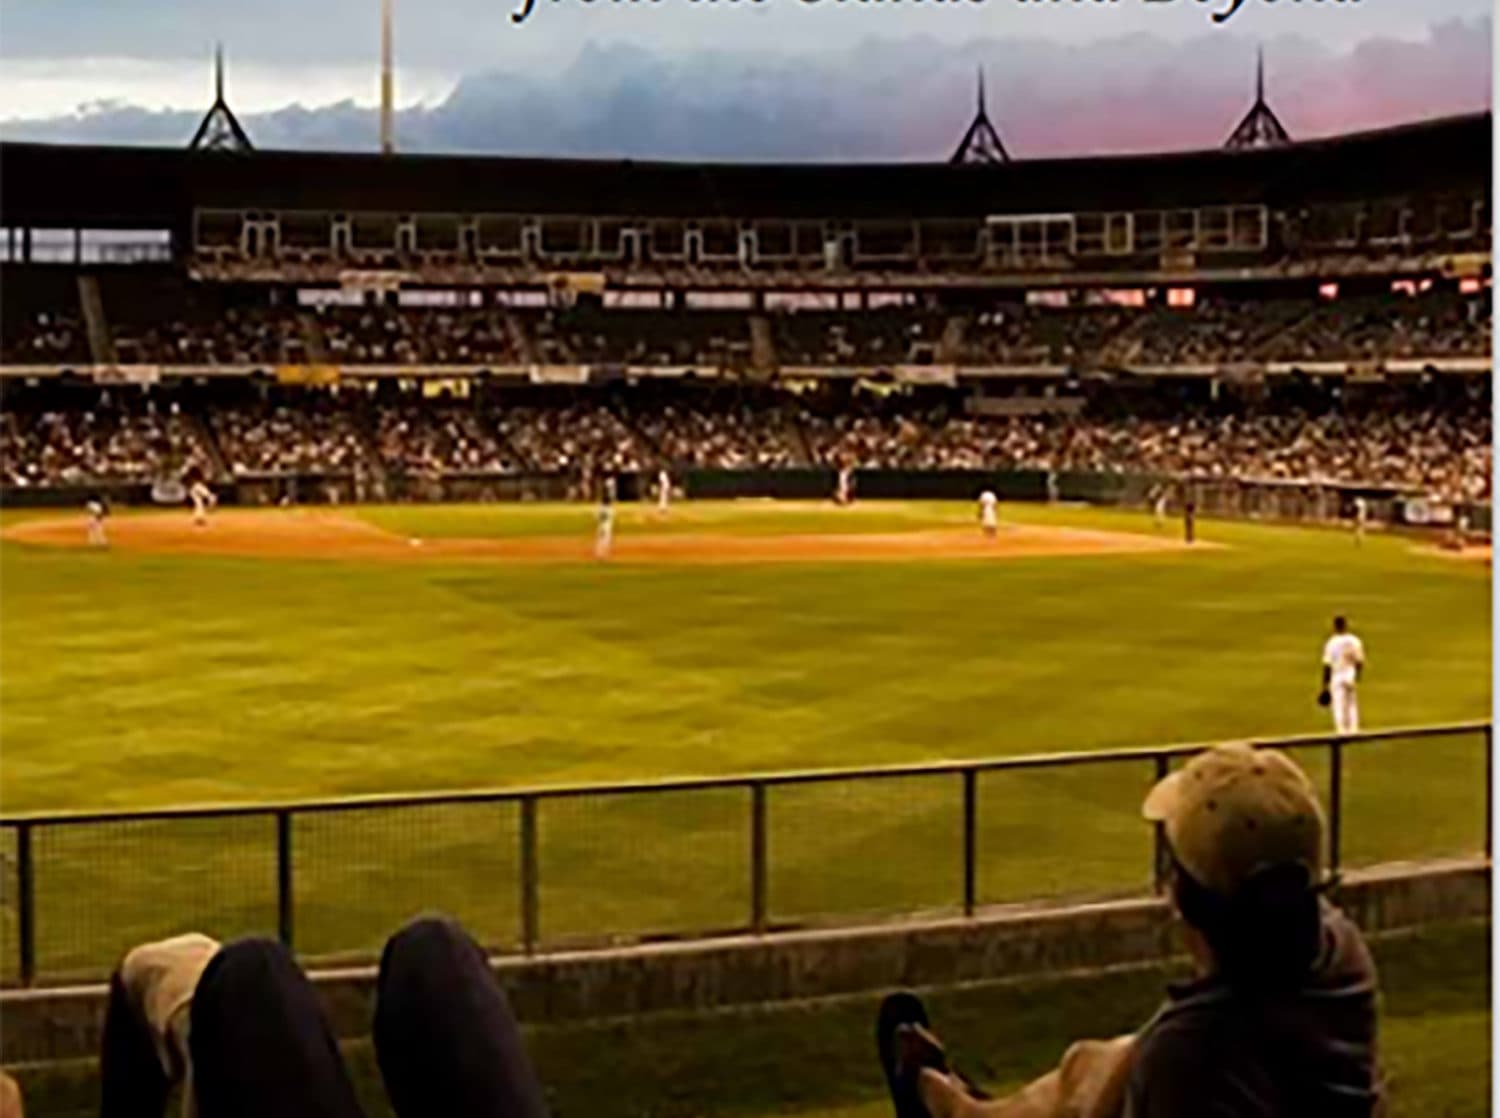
left=750, top=783, right=768, bottom=935
left=1328, top=742, right=1343, bottom=878
left=962, top=770, right=977, bottom=917
left=275, top=811, right=294, bottom=950
left=520, top=797, right=539, bottom=954
left=1485, top=726, right=1493, bottom=861
left=1151, top=756, right=1170, bottom=893
left=16, top=824, right=35, bottom=986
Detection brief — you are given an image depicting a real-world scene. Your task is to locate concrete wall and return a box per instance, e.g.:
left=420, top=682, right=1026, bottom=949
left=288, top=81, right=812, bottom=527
left=3, top=858, right=1487, bottom=1065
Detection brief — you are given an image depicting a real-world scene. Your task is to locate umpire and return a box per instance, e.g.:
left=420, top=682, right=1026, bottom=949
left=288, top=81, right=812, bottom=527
left=879, top=743, right=1381, bottom=1117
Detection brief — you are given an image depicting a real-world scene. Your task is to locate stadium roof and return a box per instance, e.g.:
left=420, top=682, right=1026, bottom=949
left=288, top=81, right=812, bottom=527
left=0, top=112, right=1488, bottom=230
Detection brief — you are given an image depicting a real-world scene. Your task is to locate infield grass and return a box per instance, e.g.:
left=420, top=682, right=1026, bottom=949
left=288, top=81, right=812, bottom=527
left=0, top=502, right=1490, bottom=980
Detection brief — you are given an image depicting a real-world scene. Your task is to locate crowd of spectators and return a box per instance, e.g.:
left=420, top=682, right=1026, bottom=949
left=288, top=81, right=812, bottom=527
left=538, top=309, right=749, bottom=369
left=115, top=306, right=311, bottom=366
left=772, top=311, right=947, bottom=367
left=798, top=399, right=1491, bottom=501
left=628, top=401, right=803, bottom=469
left=373, top=400, right=520, bottom=475
left=1, top=312, right=92, bottom=365
left=1261, top=292, right=1492, bottom=364
left=495, top=404, right=648, bottom=474
left=212, top=398, right=371, bottom=477
left=318, top=307, right=520, bottom=366
left=962, top=307, right=1133, bottom=367
left=0, top=384, right=1489, bottom=501
left=0, top=396, right=212, bottom=487
left=5, top=288, right=1491, bottom=372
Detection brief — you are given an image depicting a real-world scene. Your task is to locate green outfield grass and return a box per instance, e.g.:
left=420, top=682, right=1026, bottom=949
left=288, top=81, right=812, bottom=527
left=0, top=502, right=1490, bottom=979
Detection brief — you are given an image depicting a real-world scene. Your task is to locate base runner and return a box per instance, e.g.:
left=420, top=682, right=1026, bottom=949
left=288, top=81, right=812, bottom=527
left=1319, top=616, right=1366, bottom=735
left=978, top=490, right=999, bottom=538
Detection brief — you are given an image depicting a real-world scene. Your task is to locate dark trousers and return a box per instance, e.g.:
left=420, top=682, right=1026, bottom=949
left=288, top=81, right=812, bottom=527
left=100, top=916, right=549, bottom=1118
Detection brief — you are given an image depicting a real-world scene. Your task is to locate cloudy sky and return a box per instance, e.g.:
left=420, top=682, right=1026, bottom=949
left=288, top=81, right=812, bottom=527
left=0, top=0, right=1491, bottom=159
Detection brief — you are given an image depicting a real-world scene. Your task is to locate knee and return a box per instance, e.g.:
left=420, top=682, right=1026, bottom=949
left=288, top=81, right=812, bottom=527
left=380, top=914, right=485, bottom=980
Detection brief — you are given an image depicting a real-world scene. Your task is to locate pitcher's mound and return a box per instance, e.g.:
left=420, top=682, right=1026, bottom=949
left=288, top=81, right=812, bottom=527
left=4, top=509, right=1208, bottom=566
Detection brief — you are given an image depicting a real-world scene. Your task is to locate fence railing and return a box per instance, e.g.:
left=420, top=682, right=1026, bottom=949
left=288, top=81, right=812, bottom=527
left=0, top=721, right=1489, bottom=987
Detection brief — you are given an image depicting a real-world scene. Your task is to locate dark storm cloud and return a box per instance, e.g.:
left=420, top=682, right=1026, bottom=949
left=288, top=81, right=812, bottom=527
left=2, top=21, right=1489, bottom=160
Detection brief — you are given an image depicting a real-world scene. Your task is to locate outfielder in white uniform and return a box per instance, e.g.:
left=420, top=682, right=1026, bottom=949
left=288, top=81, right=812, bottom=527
left=189, top=480, right=217, bottom=528
left=835, top=466, right=854, bottom=507
left=1352, top=497, right=1367, bottom=547
left=595, top=480, right=616, bottom=560
left=86, top=498, right=108, bottom=548
left=979, top=490, right=999, bottom=538
left=656, top=468, right=672, bottom=515
left=1320, top=616, right=1366, bottom=735
left=1152, top=487, right=1169, bottom=530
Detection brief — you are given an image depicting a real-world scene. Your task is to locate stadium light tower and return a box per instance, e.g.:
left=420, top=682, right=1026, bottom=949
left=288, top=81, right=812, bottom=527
left=188, top=43, right=253, bottom=152
left=950, top=68, right=1010, bottom=165
left=380, top=0, right=395, bottom=154
left=1224, top=48, right=1291, bottom=151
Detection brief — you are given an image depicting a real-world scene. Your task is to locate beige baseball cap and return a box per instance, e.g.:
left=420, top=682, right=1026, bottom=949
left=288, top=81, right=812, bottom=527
left=1143, top=743, right=1326, bottom=897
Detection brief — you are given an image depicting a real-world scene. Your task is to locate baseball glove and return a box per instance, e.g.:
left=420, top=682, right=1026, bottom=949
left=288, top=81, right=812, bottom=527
left=1316, top=689, right=1331, bottom=708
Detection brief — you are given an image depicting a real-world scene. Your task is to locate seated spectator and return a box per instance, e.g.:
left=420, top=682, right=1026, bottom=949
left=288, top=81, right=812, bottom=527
left=101, top=916, right=548, bottom=1118
left=879, top=743, right=1379, bottom=1118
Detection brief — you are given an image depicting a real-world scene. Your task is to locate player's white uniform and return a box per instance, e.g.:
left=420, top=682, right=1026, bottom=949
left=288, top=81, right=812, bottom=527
left=1352, top=497, right=1367, bottom=546
left=1046, top=470, right=1060, bottom=505
left=86, top=500, right=107, bottom=547
left=657, top=470, right=671, bottom=513
left=1153, top=491, right=1168, bottom=529
left=595, top=502, right=615, bottom=559
left=189, top=481, right=216, bottom=527
left=835, top=467, right=853, bottom=506
left=1323, top=631, right=1365, bottom=735
left=979, top=491, right=999, bottom=536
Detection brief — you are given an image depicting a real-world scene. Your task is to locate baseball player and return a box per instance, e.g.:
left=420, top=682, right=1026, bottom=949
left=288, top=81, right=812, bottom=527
left=595, top=478, right=616, bottom=560
left=656, top=468, right=672, bottom=515
left=1152, top=485, right=1169, bottom=530
left=86, top=496, right=109, bottom=548
left=1045, top=469, right=1060, bottom=505
left=1319, top=616, right=1366, bottom=735
left=189, top=479, right=217, bottom=528
left=1352, top=496, right=1367, bottom=547
left=978, top=490, right=999, bottom=538
left=1182, top=489, right=1197, bottom=546
left=834, top=465, right=855, bottom=507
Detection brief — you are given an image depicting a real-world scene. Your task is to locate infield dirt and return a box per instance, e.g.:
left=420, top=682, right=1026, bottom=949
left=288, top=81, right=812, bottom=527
left=3, top=508, right=1205, bottom=565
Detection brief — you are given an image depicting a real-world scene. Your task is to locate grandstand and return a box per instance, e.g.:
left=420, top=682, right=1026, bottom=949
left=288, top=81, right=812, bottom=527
left=0, top=112, right=1493, bottom=518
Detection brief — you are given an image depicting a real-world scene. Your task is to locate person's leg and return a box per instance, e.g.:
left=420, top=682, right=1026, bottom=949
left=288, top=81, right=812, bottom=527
left=1333, top=685, right=1353, bottom=735
left=1346, top=687, right=1360, bottom=734
left=374, top=915, right=549, bottom=1118
left=99, top=968, right=171, bottom=1118
left=188, top=938, right=365, bottom=1118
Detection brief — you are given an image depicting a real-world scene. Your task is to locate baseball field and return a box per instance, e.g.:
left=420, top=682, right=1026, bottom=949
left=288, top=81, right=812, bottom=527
left=0, top=500, right=1491, bottom=979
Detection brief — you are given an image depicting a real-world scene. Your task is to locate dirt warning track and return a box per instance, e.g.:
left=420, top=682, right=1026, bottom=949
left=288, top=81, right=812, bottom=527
left=3, top=509, right=1204, bottom=565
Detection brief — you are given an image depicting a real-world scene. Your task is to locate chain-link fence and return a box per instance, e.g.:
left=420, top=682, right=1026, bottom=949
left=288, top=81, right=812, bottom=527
left=1, top=722, right=1488, bottom=987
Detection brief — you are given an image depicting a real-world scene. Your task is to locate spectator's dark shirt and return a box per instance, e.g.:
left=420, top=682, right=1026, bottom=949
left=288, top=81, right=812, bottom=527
left=1125, top=902, right=1380, bottom=1118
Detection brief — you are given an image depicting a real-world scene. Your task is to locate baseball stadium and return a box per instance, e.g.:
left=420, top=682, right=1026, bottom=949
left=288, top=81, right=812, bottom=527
left=0, top=56, right=1493, bottom=1118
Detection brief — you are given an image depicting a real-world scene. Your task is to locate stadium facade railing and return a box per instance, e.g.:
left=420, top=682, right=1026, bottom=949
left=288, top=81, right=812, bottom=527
left=0, top=722, right=1489, bottom=988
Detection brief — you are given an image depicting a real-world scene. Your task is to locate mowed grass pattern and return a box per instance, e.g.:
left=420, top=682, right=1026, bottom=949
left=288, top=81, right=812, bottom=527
left=0, top=503, right=1490, bottom=978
